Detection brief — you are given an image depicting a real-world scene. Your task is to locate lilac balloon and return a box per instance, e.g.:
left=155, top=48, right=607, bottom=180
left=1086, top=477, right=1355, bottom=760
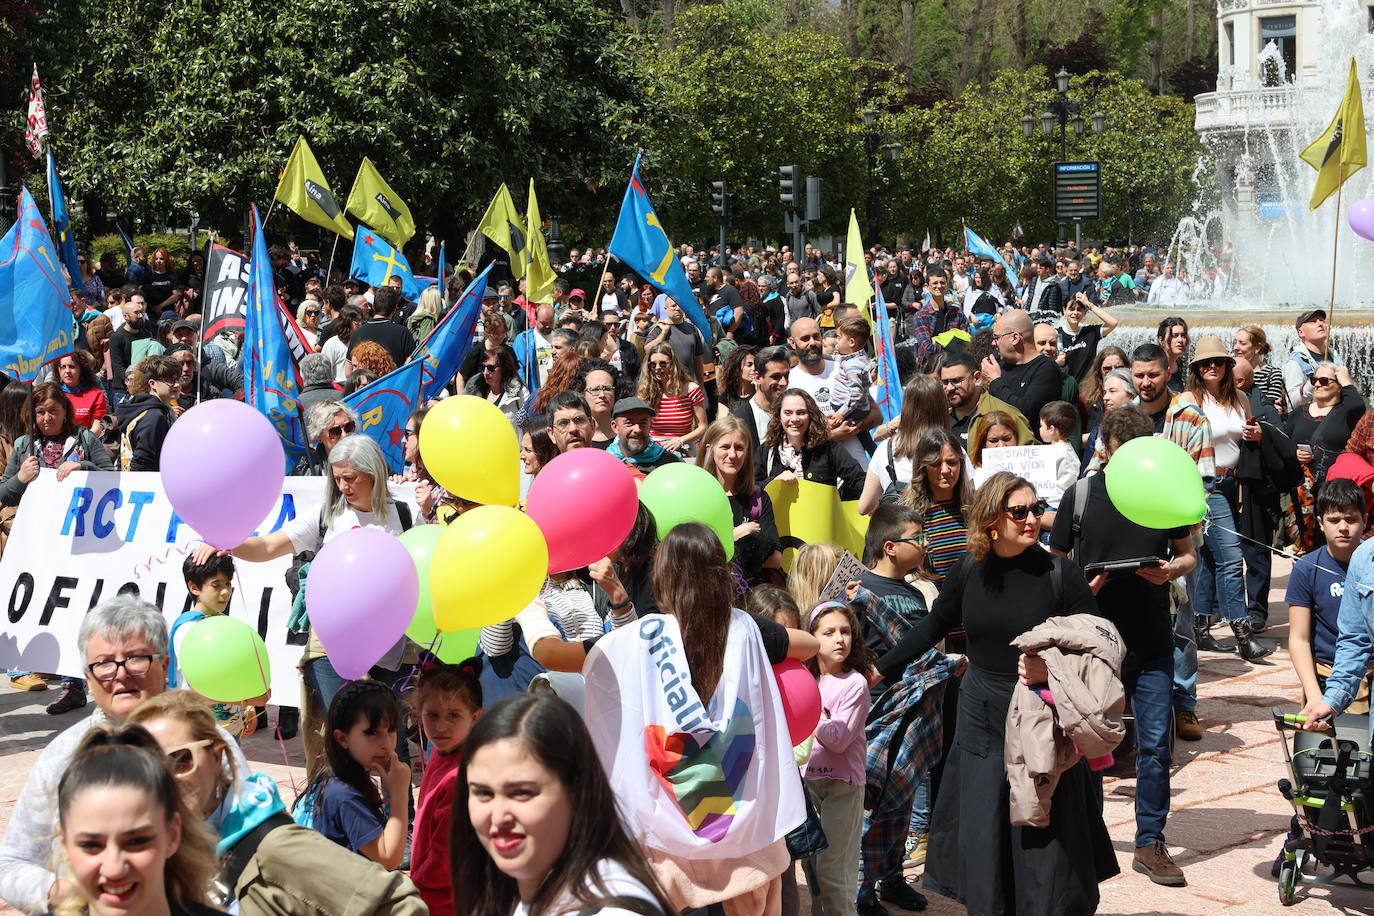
left=307, top=527, right=419, bottom=679
left=160, top=400, right=285, bottom=548
left=1348, top=199, right=1374, bottom=241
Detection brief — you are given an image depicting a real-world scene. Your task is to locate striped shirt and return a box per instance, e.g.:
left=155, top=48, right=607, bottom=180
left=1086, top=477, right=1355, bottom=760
left=925, top=500, right=968, bottom=650
left=651, top=384, right=705, bottom=443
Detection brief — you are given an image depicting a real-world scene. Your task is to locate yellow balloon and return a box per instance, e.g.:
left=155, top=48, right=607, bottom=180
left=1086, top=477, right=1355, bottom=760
left=431, top=505, right=549, bottom=631
left=418, top=395, right=520, bottom=507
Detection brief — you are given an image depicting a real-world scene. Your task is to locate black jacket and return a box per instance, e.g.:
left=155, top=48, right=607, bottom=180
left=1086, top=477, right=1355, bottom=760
left=109, top=322, right=153, bottom=393
left=1235, top=413, right=1302, bottom=541
left=759, top=438, right=867, bottom=500
left=348, top=317, right=416, bottom=367
left=114, top=394, right=175, bottom=471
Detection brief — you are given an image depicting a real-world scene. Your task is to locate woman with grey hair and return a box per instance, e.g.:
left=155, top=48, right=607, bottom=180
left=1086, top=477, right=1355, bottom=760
left=191, top=434, right=414, bottom=777
left=291, top=399, right=359, bottom=477
left=1082, top=368, right=1137, bottom=474
left=0, top=597, right=248, bottom=915
left=297, top=352, right=341, bottom=420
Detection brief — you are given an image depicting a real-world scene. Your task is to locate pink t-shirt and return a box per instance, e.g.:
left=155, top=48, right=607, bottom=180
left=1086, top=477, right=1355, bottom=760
left=804, top=668, right=871, bottom=787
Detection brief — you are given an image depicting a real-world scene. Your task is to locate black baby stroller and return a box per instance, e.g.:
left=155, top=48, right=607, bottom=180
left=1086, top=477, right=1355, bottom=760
left=1272, top=707, right=1374, bottom=905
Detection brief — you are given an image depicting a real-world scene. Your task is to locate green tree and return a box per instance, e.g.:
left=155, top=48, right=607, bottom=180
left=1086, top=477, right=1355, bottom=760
left=27, top=0, right=650, bottom=248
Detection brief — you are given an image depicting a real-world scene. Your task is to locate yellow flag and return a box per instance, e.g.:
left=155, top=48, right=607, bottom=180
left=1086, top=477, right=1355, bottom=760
left=764, top=478, right=868, bottom=572
left=273, top=137, right=354, bottom=240
left=345, top=158, right=416, bottom=249
left=477, top=183, right=528, bottom=280
left=1301, top=58, right=1367, bottom=210
left=844, top=209, right=873, bottom=316
left=525, top=180, right=556, bottom=303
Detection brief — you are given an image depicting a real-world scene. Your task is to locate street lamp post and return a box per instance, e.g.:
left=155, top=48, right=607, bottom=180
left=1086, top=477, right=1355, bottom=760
left=862, top=108, right=902, bottom=246
left=1022, top=68, right=1105, bottom=250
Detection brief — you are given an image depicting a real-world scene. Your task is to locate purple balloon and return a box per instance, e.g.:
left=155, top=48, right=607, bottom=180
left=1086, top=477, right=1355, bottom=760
left=306, top=527, right=419, bottom=679
left=160, top=400, right=285, bottom=548
left=1348, top=199, right=1374, bottom=241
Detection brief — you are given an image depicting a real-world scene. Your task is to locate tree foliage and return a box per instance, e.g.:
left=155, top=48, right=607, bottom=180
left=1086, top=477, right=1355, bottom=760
left=26, top=0, right=649, bottom=247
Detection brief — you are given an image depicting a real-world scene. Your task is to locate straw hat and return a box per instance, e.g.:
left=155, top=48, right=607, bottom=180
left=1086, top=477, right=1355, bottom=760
left=1189, top=335, right=1234, bottom=367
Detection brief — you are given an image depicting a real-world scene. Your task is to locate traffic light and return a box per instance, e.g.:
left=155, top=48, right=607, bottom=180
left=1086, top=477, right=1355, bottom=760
left=805, top=176, right=823, bottom=222
left=779, top=165, right=799, bottom=207
left=710, top=180, right=727, bottom=217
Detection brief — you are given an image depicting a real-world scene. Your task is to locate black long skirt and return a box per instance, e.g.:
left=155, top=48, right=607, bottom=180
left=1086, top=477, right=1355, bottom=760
left=922, top=665, right=1120, bottom=915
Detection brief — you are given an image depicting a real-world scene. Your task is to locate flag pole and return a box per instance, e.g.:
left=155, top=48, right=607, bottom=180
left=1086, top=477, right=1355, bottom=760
left=263, top=200, right=277, bottom=230
left=1327, top=162, right=1343, bottom=361
left=326, top=232, right=341, bottom=284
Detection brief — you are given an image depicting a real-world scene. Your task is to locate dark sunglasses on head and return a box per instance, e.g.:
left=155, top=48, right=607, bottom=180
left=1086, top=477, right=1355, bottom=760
left=325, top=420, right=357, bottom=438
left=1004, top=501, right=1047, bottom=521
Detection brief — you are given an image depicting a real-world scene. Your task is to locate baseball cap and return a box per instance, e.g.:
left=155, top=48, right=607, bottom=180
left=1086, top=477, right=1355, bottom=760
left=612, top=396, right=656, bottom=418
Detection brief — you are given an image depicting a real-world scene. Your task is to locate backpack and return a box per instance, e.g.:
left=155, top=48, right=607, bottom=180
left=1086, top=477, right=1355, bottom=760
left=118, top=410, right=151, bottom=471
left=285, top=501, right=414, bottom=604
left=879, top=439, right=908, bottom=506
left=166, top=610, right=207, bottom=688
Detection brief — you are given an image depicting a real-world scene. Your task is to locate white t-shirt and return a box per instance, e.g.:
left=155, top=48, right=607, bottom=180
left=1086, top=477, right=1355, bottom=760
left=284, top=502, right=408, bottom=669
left=323, top=335, right=350, bottom=382
left=513, top=859, right=663, bottom=916
left=749, top=396, right=772, bottom=444
left=1202, top=397, right=1247, bottom=471
left=867, top=440, right=914, bottom=493
left=104, top=304, right=125, bottom=332
left=788, top=361, right=867, bottom=465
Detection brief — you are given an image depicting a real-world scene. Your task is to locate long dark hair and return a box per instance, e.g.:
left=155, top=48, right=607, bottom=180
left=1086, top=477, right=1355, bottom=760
left=296, top=680, right=399, bottom=817
left=901, top=427, right=971, bottom=519
left=451, top=694, right=676, bottom=916
left=614, top=501, right=658, bottom=575
left=0, top=383, right=30, bottom=445
left=653, top=522, right=733, bottom=698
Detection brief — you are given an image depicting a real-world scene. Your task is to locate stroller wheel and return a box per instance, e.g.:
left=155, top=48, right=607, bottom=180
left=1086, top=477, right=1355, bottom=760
left=1278, top=858, right=1297, bottom=906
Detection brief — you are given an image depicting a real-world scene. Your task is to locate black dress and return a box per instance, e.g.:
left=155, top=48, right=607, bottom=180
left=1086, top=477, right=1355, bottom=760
left=877, top=547, right=1120, bottom=916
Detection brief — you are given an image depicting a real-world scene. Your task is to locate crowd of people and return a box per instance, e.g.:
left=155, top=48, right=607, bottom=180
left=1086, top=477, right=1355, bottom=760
left=1, top=230, right=1370, bottom=916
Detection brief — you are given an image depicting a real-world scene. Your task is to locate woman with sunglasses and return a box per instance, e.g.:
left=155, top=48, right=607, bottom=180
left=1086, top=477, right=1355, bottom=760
left=1284, top=361, right=1363, bottom=551
left=462, top=343, right=529, bottom=433
left=872, top=472, right=1118, bottom=916
left=295, top=300, right=322, bottom=348
left=1176, top=337, right=1273, bottom=661
left=639, top=343, right=706, bottom=455
left=129, top=692, right=427, bottom=916
left=76, top=249, right=105, bottom=304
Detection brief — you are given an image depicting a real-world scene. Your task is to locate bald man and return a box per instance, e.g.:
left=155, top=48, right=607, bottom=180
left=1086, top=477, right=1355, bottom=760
left=981, top=310, right=1061, bottom=431
left=1032, top=323, right=1064, bottom=367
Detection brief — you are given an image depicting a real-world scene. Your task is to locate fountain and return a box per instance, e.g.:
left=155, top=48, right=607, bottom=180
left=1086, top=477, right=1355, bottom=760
left=1183, top=0, right=1374, bottom=308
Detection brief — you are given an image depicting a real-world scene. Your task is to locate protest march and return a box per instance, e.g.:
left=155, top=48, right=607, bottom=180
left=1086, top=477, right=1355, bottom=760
left=5, top=45, right=1374, bottom=916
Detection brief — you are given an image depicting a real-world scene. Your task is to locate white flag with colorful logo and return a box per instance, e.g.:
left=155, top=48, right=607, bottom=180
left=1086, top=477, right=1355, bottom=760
left=24, top=65, right=48, bottom=158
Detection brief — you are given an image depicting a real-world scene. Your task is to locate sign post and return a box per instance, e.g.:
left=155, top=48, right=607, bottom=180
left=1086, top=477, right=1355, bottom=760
left=1053, top=161, right=1101, bottom=249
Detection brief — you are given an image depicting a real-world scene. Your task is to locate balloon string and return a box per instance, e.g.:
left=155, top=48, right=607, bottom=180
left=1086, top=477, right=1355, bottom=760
left=1197, top=522, right=1373, bottom=592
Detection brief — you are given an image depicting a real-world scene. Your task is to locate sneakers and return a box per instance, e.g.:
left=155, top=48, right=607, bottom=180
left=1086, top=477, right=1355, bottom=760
left=1133, top=840, right=1186, bottom=886
left=10, top=673, right=47, bottom=691
left=1175, top=709, right=1203, bottom=741
left=877, top=877, right=927, bottom=911
left=904, top=831, right=928, bottom=865
left=46, top=686, right=87, bottom=715
left=855, top=885, right=887, bottom=916
left=1249, top=613, right=1268, bottom=634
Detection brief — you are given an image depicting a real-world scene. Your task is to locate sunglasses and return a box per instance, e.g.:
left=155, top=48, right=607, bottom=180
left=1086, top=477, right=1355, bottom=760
left=166, top=740, right=214, bottom=776
left=1313, top=376, right=1338, bottom=387
left=305, top=309, right=320, bottom=316
left=1004, top=502, right=1047, bottom=522
left=325, top=420, right=357, bottom=438
left=1194, top=358, right=1230, bottom=369
left=481, top=363, right=500, bottom=372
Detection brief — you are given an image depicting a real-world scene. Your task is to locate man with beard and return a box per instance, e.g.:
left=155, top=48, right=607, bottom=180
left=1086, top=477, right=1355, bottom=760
left=787, top=317, right=879, bottom=465
left=606, top=397, right=679, bottom=476
left=107, top=293, right=156, bottom=408
left=938, top=352, right=1033, bottom=450
left=980, top=310, right=1061, bottom=429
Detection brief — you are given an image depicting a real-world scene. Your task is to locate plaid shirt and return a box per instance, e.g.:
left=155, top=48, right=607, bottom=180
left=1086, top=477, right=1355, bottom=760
left=911, top=300, right=970, bottom=363
left=1086, top=393, right=1215, bottom=479
left=851, top=586, right=956, bottom=883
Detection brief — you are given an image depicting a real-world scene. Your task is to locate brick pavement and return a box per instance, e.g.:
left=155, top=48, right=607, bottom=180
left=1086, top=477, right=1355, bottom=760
left=0, top=555, right=1368, bottom=914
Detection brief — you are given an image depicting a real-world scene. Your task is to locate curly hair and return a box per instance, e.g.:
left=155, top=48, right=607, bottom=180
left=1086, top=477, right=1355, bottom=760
left=533, top=352, right=584, bottom=415
left=50, top=349, right=100, bottom=391
left=763, top=388, right=830, bottom=451
left=719, top=345, right=758, bottom=409
left=349, top=340, right=396, bottom=376
left=638, top=342, right=690, bottom=403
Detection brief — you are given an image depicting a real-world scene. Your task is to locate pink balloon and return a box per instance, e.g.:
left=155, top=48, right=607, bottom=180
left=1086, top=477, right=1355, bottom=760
left=307, top=527, right=419, bottom=679
left=525, top=448, right=639, bottom=574
left=160, top=400, right=286, bottom=548
left=1349, top=199, right=1374, bottom=241
left=773, top=659, right=822, bottom=745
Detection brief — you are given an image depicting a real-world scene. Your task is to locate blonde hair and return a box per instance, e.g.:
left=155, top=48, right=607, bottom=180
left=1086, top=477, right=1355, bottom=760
left=695, top=415, right=756, bottom=495
left=788, top=542, right=843, bottom=616
left=127, top=690, right=237, bottom=797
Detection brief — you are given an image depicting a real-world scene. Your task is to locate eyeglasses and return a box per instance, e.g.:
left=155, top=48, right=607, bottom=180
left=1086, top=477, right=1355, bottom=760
left=1313, top=376, right=1338, bottom=387
left=890, top=534, right=926, bottom=546
left=400, top=429, right=415, bottom=441
left=166, top=740, right=214, bottom=776
left=990, top=330, right=1017, bottom=342
left=325, top=420, right=357, bottom=438
left=154, top=377, right=182, bottom=388
left=87, top=654, right=158, bottom=681
left=586, top=385, right=616, bottom=395
left=1003, top=502, right=1047, bottom=522
left=940, top=375, right=970, bottom=387
left=553, top=415, right=591, bottom=429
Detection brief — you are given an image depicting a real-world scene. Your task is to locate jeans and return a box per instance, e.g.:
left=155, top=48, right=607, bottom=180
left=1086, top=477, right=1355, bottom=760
left=908, top=772, right=931, bottom=833
left=1173, top=564, right=1199, bottom=713
left=1124, top=654, right=1174, bottom=847
left=1242, top=536, right=1272, bottom=623
left=1194, top=479, right=1248, bottom=624
left=1321, top=542, right=1374, bottom=745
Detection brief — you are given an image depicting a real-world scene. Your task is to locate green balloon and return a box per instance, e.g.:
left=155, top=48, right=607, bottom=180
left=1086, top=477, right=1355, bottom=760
left=178, top=615, right=271, bottom=703
left=400, top=525, right=446, bottom=644
left=1104, top=436, right=1208, bottom=529
left=638, top=463, right=735, bottom=559
left=434, top=627, right=481, bottom=664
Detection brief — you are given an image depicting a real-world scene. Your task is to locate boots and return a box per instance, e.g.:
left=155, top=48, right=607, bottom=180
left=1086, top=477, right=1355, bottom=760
left=1231, top=617, right=1274, bottom=661
left=1195, top=617, right=1233, bottom=653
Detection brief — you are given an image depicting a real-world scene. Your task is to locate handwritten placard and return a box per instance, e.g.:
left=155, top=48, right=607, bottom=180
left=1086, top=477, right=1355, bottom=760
left=978, top=445, right=1065, bottom=503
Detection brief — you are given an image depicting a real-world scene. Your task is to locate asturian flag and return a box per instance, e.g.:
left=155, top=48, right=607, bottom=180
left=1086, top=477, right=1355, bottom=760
left=962, top=220, right=1012, bottom=275
left=349, top=227, right=420, bottom=301
left=608, top=156, right=710, bottom=340
left=243, top=205, right=309, bottom=469
left=342, top=358, right=425, bottom=474
left=0, top=187, right=74, bottom=382
left=411, top=263, right=494, bottom=401
left=46, top=149, right=81, bottom=283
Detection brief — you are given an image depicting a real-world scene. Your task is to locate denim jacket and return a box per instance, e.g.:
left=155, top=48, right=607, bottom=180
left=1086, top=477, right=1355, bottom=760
left=1320, top=537, right=1374, bottom=741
